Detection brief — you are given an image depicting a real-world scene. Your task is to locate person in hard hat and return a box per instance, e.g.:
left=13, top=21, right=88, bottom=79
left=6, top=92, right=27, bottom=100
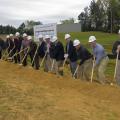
left=6, top=34, right=15, bottom=57
left=50, top=36, right=64, bottom=76
left=44, top=35, right=52, bottom=72
left=89, top=36, right=109, bottom=84
left=20, top=33, right=30, bottom=66
left=49, top=37, right=57, bottom=73
left=13, top=32, right=22, bottom=63
left=0, top=38, right=5, bottom=59
left=112, top=30, right=120, bottom=85
left=73, top=39, right=93, bottom=80
left=21, top=35, right=38, bottom=68
left=65, top=34, right=77, bottom=78
left=5, top=35, right=10, bottom=53
left=28, top=36, right=40, bottom=70
left=37, top=35, right=47, bottom=69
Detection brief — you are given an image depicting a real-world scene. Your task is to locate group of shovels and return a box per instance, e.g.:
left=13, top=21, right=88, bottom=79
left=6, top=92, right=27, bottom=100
left=0, top=44, right=119, bottom=85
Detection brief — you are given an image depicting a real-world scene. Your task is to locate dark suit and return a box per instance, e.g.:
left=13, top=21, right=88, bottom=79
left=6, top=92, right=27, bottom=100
left=112, top=40, right=120, bottom=60
left=13, top=38, right=22, bottom=63
left=37, top=41, right=46, bottom=58
left=6, top=38, right=14, bottom=57
left=22, top=41, right=39, bottom=69
left=0, top=38, right=5, bottom=59
left=66, top=40, right=77, bottom=62
left=66, top=40, right=77, bottom=77
left=53, top=41, right=64, bottom=61
left=112, top=40, right=120, bottom=85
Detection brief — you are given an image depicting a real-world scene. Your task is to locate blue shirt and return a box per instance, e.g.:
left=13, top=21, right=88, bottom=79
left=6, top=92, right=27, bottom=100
left=93, top=43, right=107, bottom=65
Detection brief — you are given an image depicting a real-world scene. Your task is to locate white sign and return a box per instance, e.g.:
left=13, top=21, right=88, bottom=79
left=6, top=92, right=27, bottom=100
left=34, top=23, right=57, bottom=41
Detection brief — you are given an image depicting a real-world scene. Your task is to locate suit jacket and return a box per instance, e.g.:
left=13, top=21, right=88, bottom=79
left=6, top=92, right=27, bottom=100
left=0, top=39, right=5, bottom=51
left=66, top=40, right=77, bottom=62
left=38, top=41, right=46, bottom=58
left=112, top=40, right=120, bottom=60
left=54, top=41, right=64, bottom=61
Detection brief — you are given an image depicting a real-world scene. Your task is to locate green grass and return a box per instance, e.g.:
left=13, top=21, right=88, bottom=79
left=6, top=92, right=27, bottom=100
left=58, top=32, right=119, bottom=77
left=58, top=32, right=118, bottom=52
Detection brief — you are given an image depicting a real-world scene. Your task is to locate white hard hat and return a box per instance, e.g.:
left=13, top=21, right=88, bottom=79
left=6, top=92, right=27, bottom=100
left=38, top=34, right=43, bottom=39
left=45, top=35, right=50, bottom=39
left=88, top=36, right=96, bottom=43
left=118, top=30, right=120, bottom=34
left=15, top=32, right=20, bottom=36
left=65, top=34, right=71, bottom=40
left=73, top=39, right=80, bottom=47
left=51, top=36, right=58, bottom=43
left=27, top=36, right=32, bottom=40
left=23, top=33, right=27, bottom=37
left=10, top=34, right=13, bottom=37
left=6, top=35, right=10, bottom=39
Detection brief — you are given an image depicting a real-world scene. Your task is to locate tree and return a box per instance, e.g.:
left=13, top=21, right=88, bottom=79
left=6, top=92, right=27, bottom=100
left=78, top=7, right=91, bottom=31
left=17, top=20, right=42, bottom=35
left=78, top=0, right=120, bottom=33
left=60, top=18, right=74, bottom=24
left=0, top=25, right=17, bottom=34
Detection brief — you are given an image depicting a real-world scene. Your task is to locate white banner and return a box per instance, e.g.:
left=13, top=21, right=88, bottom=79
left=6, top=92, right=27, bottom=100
left=34, top=23, right=57, bottom=41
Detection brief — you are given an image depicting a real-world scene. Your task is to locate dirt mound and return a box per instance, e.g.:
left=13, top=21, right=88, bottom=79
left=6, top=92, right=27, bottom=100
left=0, top=60, right=120, bottom=120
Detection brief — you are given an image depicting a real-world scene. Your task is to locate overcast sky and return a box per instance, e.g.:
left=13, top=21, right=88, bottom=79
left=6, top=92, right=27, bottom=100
left=0, top=0, right=92, bottom=27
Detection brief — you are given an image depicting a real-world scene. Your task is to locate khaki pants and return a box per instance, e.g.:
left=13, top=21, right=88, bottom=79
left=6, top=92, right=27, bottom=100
left=56, top=60, right=64, bottom=76
left=50, top=60, right=64, bottom=76
left=95, top=56, right=109, bottom=84
left=116, top=60, right=120, bottom=85
left=77, top=59, right=92, bottom=81
left=44, top=54, right=52, bottom=72
left=51, top=59, right=57, bottom=74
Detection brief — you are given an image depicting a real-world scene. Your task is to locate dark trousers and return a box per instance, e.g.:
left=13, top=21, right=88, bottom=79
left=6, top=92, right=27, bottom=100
left=8, top=48, right=14, bottom=57
left=0, top=51, right=2, bottom=59
left=13, top=49, right=21, bottom=63
left=31, top=53, right=40, bottom=70
left=22, top=51, right=39, bottom=70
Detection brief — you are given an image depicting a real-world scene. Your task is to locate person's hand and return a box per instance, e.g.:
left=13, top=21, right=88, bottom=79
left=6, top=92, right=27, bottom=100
left=64, top=54, right=68, bottom=59
left=117, top=45, right=120, bottom=53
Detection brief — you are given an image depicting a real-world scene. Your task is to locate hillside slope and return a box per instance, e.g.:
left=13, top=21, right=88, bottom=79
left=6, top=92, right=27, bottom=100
left=0, top=60, right=120, bottom=120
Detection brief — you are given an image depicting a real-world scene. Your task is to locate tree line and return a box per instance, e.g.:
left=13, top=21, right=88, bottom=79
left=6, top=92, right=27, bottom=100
left=78, top=0, right=120, bottom=33
left=0, top=0, right=120, bottom=34
left=0, top=20, right=42, bottom=35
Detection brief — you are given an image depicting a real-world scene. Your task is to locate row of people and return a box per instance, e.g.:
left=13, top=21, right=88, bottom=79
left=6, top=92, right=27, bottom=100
left=0, top=30, right=120, bottom=85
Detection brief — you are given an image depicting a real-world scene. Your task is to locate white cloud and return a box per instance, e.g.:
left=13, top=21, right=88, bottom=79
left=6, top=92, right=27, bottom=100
left=0, top=0, right=92, bottom=27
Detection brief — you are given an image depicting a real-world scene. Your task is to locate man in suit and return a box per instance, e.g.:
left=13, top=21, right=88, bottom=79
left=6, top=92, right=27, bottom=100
left=50, top=36, right=64, bottom=76
left=36, top=35, right=47, bottom=69
left=73, top=39, right=93, bottom=80
left=112, top=30, right=120, bottom=85
left=0, top=38, right=6, bottom=59
left=44, top=35, right=52, bottom=72
left=20, top=33, right=30, bottom=66
left=13, top=32, right=22, bottom=63
left=6, top=34, right=15, bottom=57
left=64, top=34, right=77, bottom=78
